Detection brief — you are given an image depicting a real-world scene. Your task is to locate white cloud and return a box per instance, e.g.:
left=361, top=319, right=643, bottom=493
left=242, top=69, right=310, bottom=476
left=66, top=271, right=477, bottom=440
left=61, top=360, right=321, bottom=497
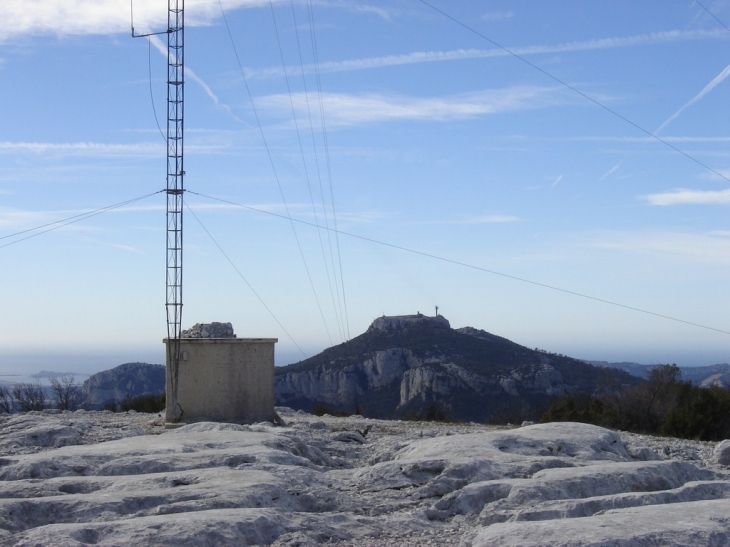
left=589, top=230, right=730, bottom=266
left=0, top=208, right=58, bottom=230
left=700, top=169, right=730, bottom=182
left=256, top=86, right=569, bottom=127
left=246, top=49, right=501, bottom=80
left=421, top=214, right=520, bottom=225
left=305, top=0, right=395, bottom=21
left=0, top=201, right=164, bottom=232
left=347, top=4, right=391, bottom=20
left=89, top=240, right=144, bottom=254
left=0, top=0, right=394, bottom=42
left=0, top=0, right=277, bottom=41
left=463, top=215, right=520, bottom=224
left=0, top=141, right=162, bottom=156
left=0, top=138, right=240, bottom=158
left=642, top=188, right=730, bottom=206
left=1, top=0, right=132, bottom=39
left=566, top=136, right=730, bottom=143
left=0, top=201, right=281, bottom=232
left=482, top=11, right=514, bottom=22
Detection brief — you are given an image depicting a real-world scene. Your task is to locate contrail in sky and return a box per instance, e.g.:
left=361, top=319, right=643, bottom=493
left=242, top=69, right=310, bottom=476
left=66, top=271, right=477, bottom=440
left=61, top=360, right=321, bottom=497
left=149, top=35, right=249, bottom=126
left=245, top=29, right=725, bottom=80
left=654, top=62, right=730, bottom=135
left=598, top=63, right=730, bottom=183
left=598, top=160, right=623, bottom=182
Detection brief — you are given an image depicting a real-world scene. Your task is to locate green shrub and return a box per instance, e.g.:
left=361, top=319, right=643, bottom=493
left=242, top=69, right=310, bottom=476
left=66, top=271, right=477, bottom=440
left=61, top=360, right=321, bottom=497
left=404, top=403, right=452, bottom=423
left=661, top=385, right=730, bottom=441
left=539, top=394, right=613, bottom=427
left=540, top=364, right=730, bottom=441
left=120, top=392, right=166, bottom=413
left=312, top=403, right=350, bottom=417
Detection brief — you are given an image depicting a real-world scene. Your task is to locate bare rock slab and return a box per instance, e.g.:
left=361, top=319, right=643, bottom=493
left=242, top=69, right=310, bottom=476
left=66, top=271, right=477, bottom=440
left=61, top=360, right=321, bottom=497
left=467, top=499, right=730, bottom=547
left=0, top=413, right=729, bottom=546
left=714, top=439, right=730, bottom=465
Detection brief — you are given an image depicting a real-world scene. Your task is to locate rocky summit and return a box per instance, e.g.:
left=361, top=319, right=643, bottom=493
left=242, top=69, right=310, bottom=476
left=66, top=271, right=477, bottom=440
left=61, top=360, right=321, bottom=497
left=275, top=315, right=638, bottom=422
left=181, top=321, right=236, bottom=338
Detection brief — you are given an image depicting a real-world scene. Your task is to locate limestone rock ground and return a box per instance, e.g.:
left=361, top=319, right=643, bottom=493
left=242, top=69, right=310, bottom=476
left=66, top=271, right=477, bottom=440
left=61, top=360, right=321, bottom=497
left=0, top=409, right=728, bottom=546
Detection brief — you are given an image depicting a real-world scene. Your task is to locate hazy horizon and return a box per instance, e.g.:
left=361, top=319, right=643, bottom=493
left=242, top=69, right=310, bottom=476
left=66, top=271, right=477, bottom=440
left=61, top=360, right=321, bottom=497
left=1, top=338, right=727, bottom=380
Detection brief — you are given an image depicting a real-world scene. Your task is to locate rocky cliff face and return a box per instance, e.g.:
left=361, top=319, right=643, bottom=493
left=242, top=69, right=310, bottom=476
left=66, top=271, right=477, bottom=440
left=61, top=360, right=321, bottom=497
left=275, top=315, right=635, bottom=422
left=277, top=347, right=421, bottom=414
left=82, top=363, right=165, bottom=409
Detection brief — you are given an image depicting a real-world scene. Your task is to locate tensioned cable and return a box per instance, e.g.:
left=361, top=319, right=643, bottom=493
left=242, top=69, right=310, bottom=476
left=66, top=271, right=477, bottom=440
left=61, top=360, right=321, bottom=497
left=303, top=0, right=348, bottom=340
left=187, top=189, right=730, bottom=337
left=218, top=0, right=334, bottom=347
left=290, top=0, right=346, bottom=342
left=185, top=203, right=306, bottom=357
left=417, top=0, right=730, bottom=185
left=268, top=0, right=339, bottom=344
left=0, top=190, right=164, bottom=250
left=695, top=0, right=730, bottom=33
left=148, top=38, right=166, bottom=143
left=306, top=0, right=351, bottom=339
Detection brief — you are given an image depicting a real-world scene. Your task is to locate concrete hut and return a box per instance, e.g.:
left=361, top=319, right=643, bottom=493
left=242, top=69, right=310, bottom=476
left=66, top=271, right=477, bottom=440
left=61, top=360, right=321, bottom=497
left=164, top=322, right=277, bottom=425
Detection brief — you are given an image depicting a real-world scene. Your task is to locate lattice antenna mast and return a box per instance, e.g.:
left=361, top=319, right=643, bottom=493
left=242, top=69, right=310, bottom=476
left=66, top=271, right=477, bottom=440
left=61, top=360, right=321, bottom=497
left=166, top=0, right=185, bottom=421
left=132, top=0, right=185, bottom=421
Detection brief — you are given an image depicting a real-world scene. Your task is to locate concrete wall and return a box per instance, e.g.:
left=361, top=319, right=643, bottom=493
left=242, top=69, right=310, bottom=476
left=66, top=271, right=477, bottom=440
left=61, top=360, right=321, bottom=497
left=164, top=338, right=277, bottom=424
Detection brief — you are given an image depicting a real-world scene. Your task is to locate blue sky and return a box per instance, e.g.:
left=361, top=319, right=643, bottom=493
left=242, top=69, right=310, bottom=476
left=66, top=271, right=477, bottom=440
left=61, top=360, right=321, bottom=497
left=0, top=0, right=728, bottom=374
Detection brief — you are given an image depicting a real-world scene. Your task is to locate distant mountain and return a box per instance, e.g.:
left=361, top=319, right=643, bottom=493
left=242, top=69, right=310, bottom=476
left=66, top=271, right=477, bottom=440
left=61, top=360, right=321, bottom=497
left=687, top=364, right=730, bottom=387
left=81, top=362, right=164, bottom=410
left=587, top=361, right=730, bottom=387
left=586, top=361, right=656, bottom=379
left=31, top=370, right=89, bottom=379
left=275, top=314, right=639, bottom=423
